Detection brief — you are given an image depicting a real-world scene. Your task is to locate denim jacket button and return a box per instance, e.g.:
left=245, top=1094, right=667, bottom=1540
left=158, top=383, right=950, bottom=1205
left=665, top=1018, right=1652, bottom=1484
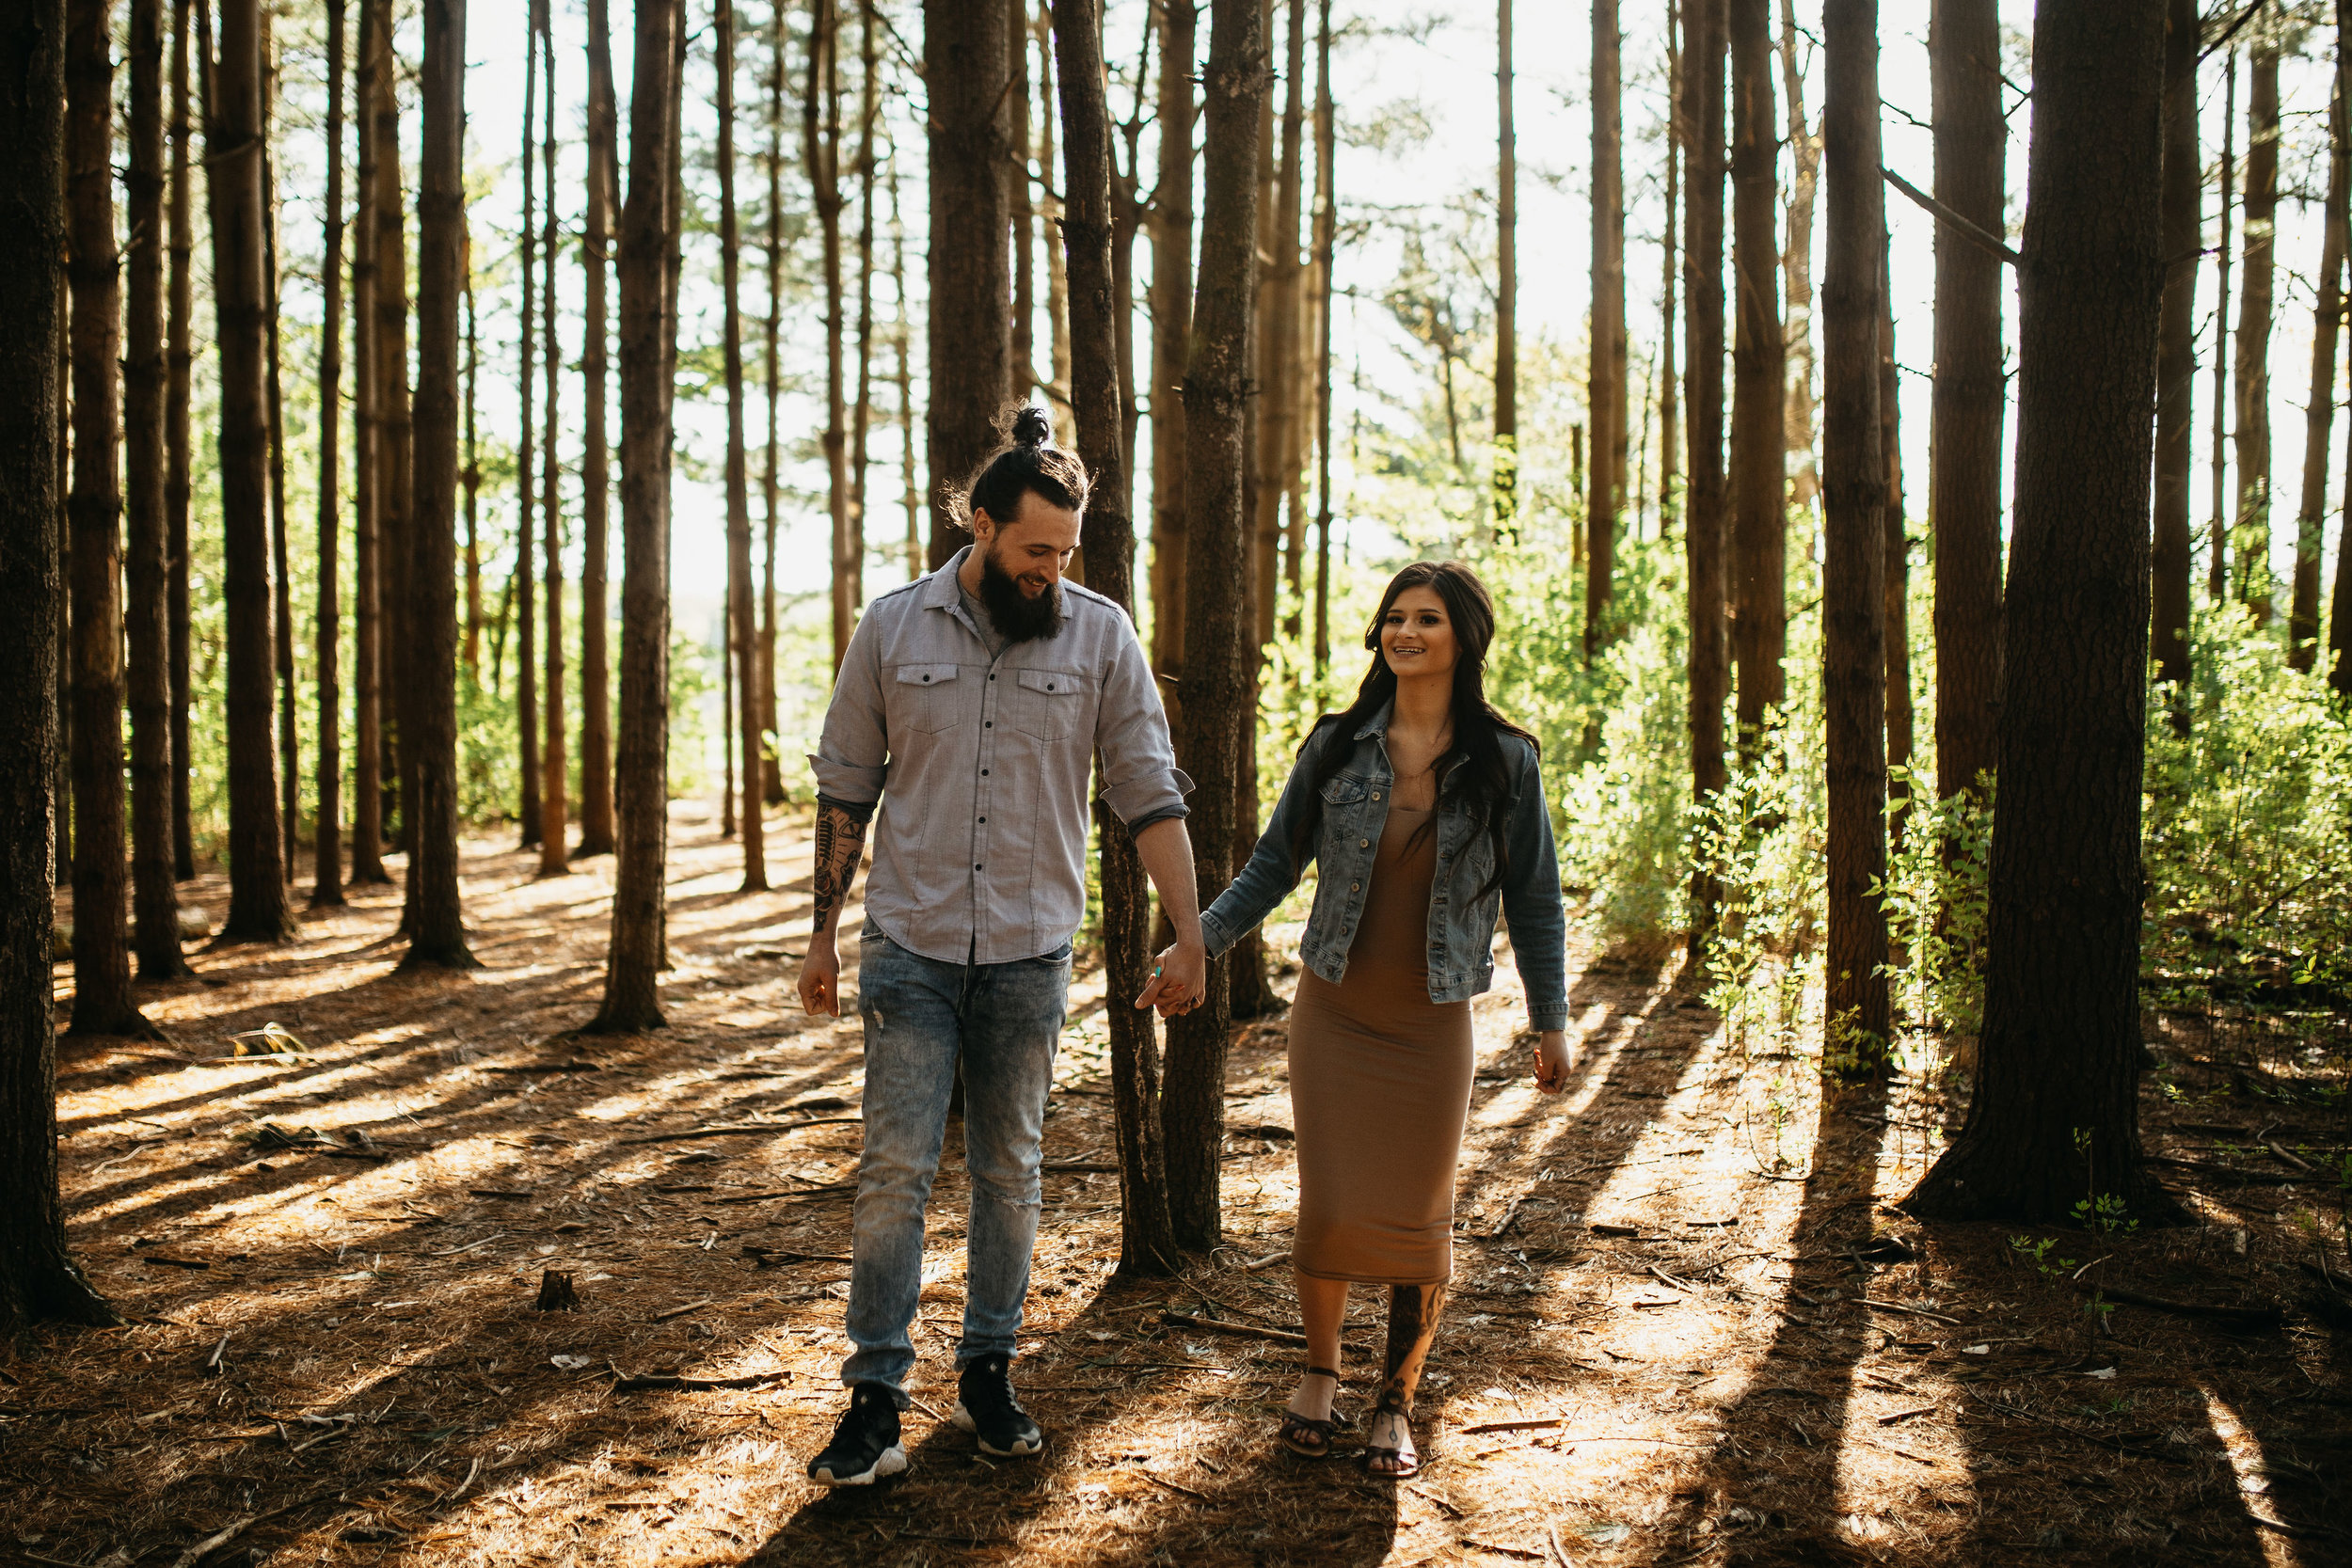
left=1350, top=881, right=1359, bottom=893
left=1359, top=838, right=1369, bottom=848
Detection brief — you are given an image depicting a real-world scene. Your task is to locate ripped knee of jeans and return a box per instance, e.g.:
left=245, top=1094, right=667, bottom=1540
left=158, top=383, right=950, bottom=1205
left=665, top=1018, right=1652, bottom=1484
left=966, top=1168, right=1043, bottom=1213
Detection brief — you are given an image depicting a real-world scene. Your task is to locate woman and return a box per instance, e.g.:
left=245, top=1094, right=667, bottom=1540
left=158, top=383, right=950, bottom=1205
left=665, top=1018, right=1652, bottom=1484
left=1168, top=561, right=1574, bottom=1479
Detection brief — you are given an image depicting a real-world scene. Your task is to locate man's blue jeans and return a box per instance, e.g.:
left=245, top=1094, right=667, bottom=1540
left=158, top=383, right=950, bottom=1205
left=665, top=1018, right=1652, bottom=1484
left=842, top=925, right=1070, bottom=1401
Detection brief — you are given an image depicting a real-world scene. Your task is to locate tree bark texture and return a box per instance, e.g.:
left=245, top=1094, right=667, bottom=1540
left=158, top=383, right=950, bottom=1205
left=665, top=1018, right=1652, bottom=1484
left=1011, top=0, right=1035, bottom=394
left=1907, top=0, right=2170, bottom=1226
left=127, top=0, right=193, bottom=973
left=719, top=0, right=766, bottom=889
left=539, top=7, right=567, bottom=876
left=516, top=0, right=542, bottom=850
left=351, top=0, right=388, bottom=883
left=210, top=0, right=293, bottom=941
left=1777, top=0, right=1820, bottom=513
left=758, top=4, right=786, bottom=806
left=167, top=0, right=196, bottom=882
left=2211, top=51, right=2234, bottom=604
left=1162, top=0, right=1264, bottom=1252
left=262, top=35, right=298, bottom=885
left=591, top=0, right=685, bottom=1033
left=1929, top=0, right=2004, bottom=804
left=850, top=0, right=879, bottom=614
left=1252, top=0, right=1303, bottom=650
left=1820, top=0, right=1889, bottom=1070
left=579, top=0, right=618, bottom=857
left=403, top=0, right=476, bottom=969
left=812, top=0, right=851, bottom=668
left=373, top=12, right=412, bottom=869
left=1311, top=0, right=1334, bottom=670
left=1880, top=237, right=1911, bottom=806
left=1055, top=0, right=1180, bottom=1276
left=2289, top=12, right=2346, bottom=673
left=313, top=0, right=347, bottom=907
left=2150, top=0, right=2197, bottom=693
left=2233, top=39, right=2277, bottom=623
left=1495, top=0, right=1517, bottom=534
left=1684, top=0, right=1727, bottom=956
left=0, top=0, right=119, bottom=1330
left=1586, top=0, right=1625, bottom=662
left=1729, top=0, right=1784, bottom=744
left=923, top=0, right=1013, bottom=570
left=1150, top=0, right=1196, bottom=682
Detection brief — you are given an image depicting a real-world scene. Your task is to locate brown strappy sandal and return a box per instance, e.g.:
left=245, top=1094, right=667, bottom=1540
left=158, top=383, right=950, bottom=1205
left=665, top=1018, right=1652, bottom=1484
left=1277, top=1367, right=1347, bottom=1458
left=1361, top=1407, right=1421, bottom=1480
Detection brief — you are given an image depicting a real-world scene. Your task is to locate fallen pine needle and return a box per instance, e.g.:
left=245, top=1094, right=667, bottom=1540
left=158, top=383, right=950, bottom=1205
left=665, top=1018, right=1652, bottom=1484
left=1136, top=1470, right=1210, bottom=1500
left=1861, top=1297, right=1960, bottom=1325
left=1877, top=1403, right=1936, bottom=1426
left=652, top=1296, right=717, bottom=1322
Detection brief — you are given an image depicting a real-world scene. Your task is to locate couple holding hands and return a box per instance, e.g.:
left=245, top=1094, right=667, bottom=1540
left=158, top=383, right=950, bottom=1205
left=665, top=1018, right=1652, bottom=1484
left=795, top=407, right=1572, bottom=1487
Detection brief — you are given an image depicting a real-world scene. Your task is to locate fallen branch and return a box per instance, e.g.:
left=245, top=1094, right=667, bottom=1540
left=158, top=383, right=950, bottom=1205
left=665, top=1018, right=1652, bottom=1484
left=1158, top=1310, right=1308, bottom=1348
left=1136, top=1469, right=1210, bottom=1500
left=1860, top=1297, right=1960, bottom=1325
left=1457, top=1415, right=1565, bottom=1434
left=165, top=1490, right=343, bottom=1568
left=2068, top=1277, right=2282, bottom=1330
left=610, top=1369, right=788, bottom=1393
left=619, top=1117, right=862, bottom=1146
left=1041, top=1160, right=1120, bottom=1173
left=1876, top=1403, right=1936, bottom=1426
left=651, top=1296, right=716, bottom=1322
left=1242, top=1251, right=1293, bottom=1273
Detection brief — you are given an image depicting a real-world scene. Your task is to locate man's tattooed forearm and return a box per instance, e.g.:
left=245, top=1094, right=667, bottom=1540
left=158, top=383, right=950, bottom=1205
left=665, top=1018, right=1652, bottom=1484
left=810, top=804, right=869, bottom=938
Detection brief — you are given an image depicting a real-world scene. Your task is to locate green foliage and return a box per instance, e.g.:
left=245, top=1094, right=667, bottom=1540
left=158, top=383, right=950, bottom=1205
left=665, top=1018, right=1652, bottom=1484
left=1875, top=769, right=1994, bottom=1040
left=1692, top=727, right=1828, bottom=1053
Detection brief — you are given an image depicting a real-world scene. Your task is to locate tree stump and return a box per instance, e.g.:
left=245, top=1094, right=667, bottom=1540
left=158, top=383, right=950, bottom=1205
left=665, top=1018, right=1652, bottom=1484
left=534, top=1270, right=580, bottom=1311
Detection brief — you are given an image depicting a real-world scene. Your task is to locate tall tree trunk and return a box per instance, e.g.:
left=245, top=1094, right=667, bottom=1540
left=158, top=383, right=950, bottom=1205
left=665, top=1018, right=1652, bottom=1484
left=1010, top=0, right=1034, bottom=392
left=721, top=618, right=735, bottom=836
left=2233, top=36, right=2277, bottom=624
left=128, top=0, right=192, bottom=970
left=1149, top=0, right=1196, bottom=681
left=1778, top=0, right=1820, bottom=515
left=924, top=0, right=1013, bottom=570
left=579, top=0, right=617, bottom=857
left=1586, top=0, right=1625, bottom=664
left=850, top=0, right=878, bottom=615
left=374, top=8, right=413, bottom=869
left=894, top=162, right=919, bottom=580
left=167, top=0, right=197, bottom=883
left=1820, top=0, right=1889, bottom=1075
left=262, top=25, right=298, bottom=883
left=404, top=0, right=475, bottom=968
left=1658, top=0, right=1677, bottom=530
left=212, top=0, right=293, bottom=941
left=463, top=275, right=481, bottom=677
left=1311, top=0, right=1333, bottom=672
left=2289, top=11, right=2346, bottom=673
left=2335, top=393, right=2352, bottom=690
left=1257, top=0, right=1303, bottom=630
left=351, top=0, right=388, bottom=883
left=1684, top=0, right=1727, bottom=957
left=1729, top=0, right=1784, bottom=746
left=1495, top=0, right=1517, bottom=535
left=1162, top=0, right=1263, bottom=1252
left=313, top=0, right=346, bottom=908
left=516, top=0, right=543, bottom=850
left=589, top=0, right=685, bottom=1033
left=758, top=2, right=785, bottom=806
left=720, top=0, right=766, bottom=888
left=1881, top=234, right=1911, bottom=818
left=813, top=0, right=850, bottom=670
left=1907, top=0, right=2169, bottom=1224
left=1055, top=0, right=1178, bottom=1276
left=2212, top=50, right=2235, bottom=604
left=1039, top=7, right=1070, bottom=437
left=66, top=0, right=157, bottom=1034
left=1930, top=0, right=2004, bottom=805
left=0, top=0, right=119, bottom=1329
left=539, top=7, right=568, bottom=875
left=2150, top=0, right=2196, bottom=695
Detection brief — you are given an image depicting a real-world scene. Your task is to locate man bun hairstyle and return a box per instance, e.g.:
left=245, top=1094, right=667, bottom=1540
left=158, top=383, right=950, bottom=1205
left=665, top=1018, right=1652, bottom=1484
left=961, top=403, right=1090, bottom=529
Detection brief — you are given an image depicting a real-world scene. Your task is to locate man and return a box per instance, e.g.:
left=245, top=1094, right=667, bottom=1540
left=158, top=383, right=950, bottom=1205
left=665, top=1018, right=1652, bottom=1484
left=800, top=407, right=1207, bottom=1485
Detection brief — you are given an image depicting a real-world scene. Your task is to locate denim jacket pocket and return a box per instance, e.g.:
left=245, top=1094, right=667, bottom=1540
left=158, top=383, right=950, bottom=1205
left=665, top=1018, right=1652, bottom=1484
left=893, top=662, right=962, bottom=734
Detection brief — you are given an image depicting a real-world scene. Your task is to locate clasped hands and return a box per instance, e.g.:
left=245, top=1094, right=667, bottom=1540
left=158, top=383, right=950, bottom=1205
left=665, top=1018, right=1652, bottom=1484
left=1133, top=940, right=1208, bottom=1018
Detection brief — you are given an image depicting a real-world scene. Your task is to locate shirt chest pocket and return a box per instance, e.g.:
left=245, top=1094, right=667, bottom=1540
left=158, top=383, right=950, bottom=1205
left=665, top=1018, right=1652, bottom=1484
left=1009, top=668, right=1084, bottom=742
left=893, top=662, right=962, bottom=735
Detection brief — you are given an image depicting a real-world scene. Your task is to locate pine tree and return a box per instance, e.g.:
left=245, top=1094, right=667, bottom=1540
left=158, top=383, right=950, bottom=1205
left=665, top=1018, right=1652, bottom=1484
left=578, top=0, right=619, bottom=858
left=314, top=0, right=348, bottom=907
left=719, top=0, right=766, bottom=889
left=2151, top=0, right=2197, bottom=695
left=1684, top=0, right=1728, bottom=956
left=1729, top=0, right=1785, bottom=746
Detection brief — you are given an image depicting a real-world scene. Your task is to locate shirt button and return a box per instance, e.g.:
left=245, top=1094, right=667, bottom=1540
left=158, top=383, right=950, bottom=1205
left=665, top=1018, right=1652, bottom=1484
left=978, top=816, right=986, bottom=823
left=981, top=768, right=989, bottom=776
left=986, top=721, right=993, bottom=728
left=976, top=863, right=984, bottom=871
left=990, top=673, right=996, bottom=680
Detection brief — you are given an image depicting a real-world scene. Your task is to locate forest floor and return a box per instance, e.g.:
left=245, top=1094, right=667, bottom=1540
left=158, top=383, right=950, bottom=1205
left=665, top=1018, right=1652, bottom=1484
left=6, top=803, right=2349, bottom=1568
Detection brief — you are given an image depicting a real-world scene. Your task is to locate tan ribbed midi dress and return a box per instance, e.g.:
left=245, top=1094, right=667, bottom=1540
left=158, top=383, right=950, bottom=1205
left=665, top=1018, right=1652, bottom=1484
left=1286, top=804, right=1476, bottom=1286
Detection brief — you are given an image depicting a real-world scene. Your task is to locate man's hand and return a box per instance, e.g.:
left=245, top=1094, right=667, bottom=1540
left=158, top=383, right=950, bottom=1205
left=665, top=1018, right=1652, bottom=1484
left=1135, top=940, right=1207, bottom=1018
left=1532, top=1029, right=1577, bottom=1094
left=799, top=936, right=844, bottom=1018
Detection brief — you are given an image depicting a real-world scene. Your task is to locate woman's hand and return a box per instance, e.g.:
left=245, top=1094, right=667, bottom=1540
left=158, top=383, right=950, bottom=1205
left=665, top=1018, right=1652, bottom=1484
left=1532, top=1029, right=1576, bottom=1094
left=1135, top=941, right=1208, bottom=1018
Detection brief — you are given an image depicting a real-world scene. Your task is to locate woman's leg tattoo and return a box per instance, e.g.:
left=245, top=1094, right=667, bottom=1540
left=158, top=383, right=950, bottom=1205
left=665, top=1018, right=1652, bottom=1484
left=1374, top=1281, right=1448, bottom=1417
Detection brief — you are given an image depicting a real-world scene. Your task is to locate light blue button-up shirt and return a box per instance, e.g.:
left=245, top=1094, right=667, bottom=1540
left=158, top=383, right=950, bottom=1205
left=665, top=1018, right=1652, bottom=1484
left=810, top=546, right=1192, bottom=965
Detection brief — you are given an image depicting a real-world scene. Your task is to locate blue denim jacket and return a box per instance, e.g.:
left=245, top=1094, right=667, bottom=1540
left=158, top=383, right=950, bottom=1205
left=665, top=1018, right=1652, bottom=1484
left=1198, top=705, right=1570, bottom=1031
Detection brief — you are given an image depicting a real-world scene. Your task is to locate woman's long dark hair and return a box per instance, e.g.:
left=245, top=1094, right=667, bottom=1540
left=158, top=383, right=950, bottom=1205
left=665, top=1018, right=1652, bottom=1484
left=1288, top=561, right=1538, bottom=897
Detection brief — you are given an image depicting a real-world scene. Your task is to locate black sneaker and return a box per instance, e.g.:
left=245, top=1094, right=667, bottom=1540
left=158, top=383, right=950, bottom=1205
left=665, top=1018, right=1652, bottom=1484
left=952, top=1353, right=1043, bottom=1457
left=806, top=1383, right=908, bottom=1486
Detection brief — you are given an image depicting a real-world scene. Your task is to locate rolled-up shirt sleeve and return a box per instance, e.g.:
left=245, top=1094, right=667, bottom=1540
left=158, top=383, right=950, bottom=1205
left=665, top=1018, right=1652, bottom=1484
left=1093, top=622, right=1192, bottom=828
left=809, top=610, right=888, bottom=807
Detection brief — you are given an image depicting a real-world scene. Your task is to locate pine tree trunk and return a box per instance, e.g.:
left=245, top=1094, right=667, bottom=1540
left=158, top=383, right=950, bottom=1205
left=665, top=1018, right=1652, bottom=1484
left=127, top=0, right=193, bottom=971
left=1907, top=0, right=2170, bottom=1225
left=720, top=0, right=766, bottom=889
left=2289, top=16, right=2346, bottom=673
left=2212, top=51, right=2235, bottom=604
left=1820, top=0, right=1889, bottom=1075
left=537, top=10, right=567, bottom=875
left=1039, top=8, right=1070, bottom=439
left=211, top=0, right=293, bottom=941
left=1149, top=0, right=1196, bottom=683
left=1010, top=0, right=1035, bottom=393
left=813, top=0, right=850, bottom=673
left=757, top=4, right=786, bottom=807
left=850, top=0, right=879, bottom=623
left=924, top=0, right=1013, bottom=570
left=1055, top=0, right=1180, bottom=1276
left=1260, top=0, right=1304, bottom=626
left=374, top=16, right=414, bottom=870
left=1684, top=0, right=1728, bottom=957
left=1, top=0, right=119, bottom=1329
left=1162, top=0, right=1263, bottom=1253
left=65, top=0, right=156, bottom=1035
left=313, top=0, right=346, bottom=907
left=2151, top=0, right=2197, bottom=695
left=464, top=277, right=482, bottom=679
left=894, top=166, right=919, bottom=581
left=1311, top=0, right=1334, bottom=672
left=351, top=0, right=388, bottom=884
left=167, top=0, right=197, bottom=883
left=262, top=28, right=299, bottom=885
left=2234, top=39, right=2277, bottom=624
left=1881, top=235, right=1911, bottom=816
left=579, top=0, right=618, bottom=857
left=516, top=0, right=543, bottom=850
left=589, top=0, right=685, bottom=1034
left=1494, top=0, right=1517, bottom=535
left=1729, top=0, right=1784, bottom=746
left=1778, top=0, right=1820, bottom=515
left=1657, top=0, right=1677, bottom=530
left=1586, top=0, right=1625, bottom=664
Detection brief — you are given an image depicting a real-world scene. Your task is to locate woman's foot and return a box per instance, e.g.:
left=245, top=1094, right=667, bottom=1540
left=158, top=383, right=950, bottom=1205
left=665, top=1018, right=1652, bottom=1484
left=1362, top=1409, right=1420, bottom=1479
left=1278, top=1367, right=1344, bottom=1458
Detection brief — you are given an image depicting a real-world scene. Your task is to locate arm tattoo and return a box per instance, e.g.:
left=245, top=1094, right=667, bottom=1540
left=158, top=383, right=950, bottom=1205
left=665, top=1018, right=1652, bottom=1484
left=810, top=802, right=870, bottom=940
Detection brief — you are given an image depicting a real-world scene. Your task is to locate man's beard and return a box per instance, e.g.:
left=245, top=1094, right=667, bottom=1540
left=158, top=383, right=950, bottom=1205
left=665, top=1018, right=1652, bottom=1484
left=977, top=541, right=1065, bottom=643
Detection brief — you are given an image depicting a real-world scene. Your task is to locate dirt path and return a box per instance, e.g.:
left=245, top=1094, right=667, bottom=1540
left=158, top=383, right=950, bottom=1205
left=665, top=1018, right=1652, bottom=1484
left=8, top=808, right=2344, bottom=1566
